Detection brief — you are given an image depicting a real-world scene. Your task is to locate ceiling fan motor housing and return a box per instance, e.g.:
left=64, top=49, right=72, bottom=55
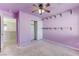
left=39, top=4, right=43, bottom=9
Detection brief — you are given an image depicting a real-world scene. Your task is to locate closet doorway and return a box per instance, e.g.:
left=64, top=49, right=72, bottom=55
left=31, top=20, right=43, bottom=40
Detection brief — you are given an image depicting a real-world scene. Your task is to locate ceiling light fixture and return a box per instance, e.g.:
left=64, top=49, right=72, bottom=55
left=38, top=9, right=45, bottom=15
left=32, top=3, right=50, bottom=15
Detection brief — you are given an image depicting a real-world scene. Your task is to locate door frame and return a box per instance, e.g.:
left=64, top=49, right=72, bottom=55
left=1, top=15, right=17, bottom=51
left=34, top=21, right=37, bottom=40
left=0, top=16, right=1, bottom=52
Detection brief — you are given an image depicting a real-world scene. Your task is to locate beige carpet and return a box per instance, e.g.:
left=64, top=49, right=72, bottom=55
left=0, top=40, right=79, bottom=56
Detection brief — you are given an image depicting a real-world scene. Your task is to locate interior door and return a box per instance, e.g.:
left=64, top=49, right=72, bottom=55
left=37, top=21, right=43, bottom=40
left=1, top=16, right=4, bottom=51
left=31, top=20, right=43, bottom=40
left=0, top=16, right=1, bottom=52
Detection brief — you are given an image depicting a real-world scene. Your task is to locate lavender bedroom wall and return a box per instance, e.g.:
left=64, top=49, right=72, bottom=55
left=18, top=11, right=41, bottom=47
left=43, top=7, right=79, bottom=49
left=0, top=10, right=14, bottom=18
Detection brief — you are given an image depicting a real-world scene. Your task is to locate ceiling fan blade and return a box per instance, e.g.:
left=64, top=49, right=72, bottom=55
left=33, top=4, right=37, bottom=7
left=32, top=4, right=38, bottom=11
left=32, top=9, right=38, bottom=13
left=45, top=3, right=50, bottom=8
left=44, top=9, right=50, bottom=13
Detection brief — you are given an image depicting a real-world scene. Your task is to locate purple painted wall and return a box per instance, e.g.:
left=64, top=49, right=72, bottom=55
left=0, top=8, right=41, bottom=47
left=18, top=11, right=40, bottom=47
left=43, top=7, right=79, bottom=49
left=0, top=10, right=14, bottom=18
left=1, top=3, right=79, bottom=49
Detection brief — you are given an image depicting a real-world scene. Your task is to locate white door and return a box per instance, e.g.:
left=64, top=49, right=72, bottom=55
left=1, top=16, right=4, bottom=50
left=31, top=20, right=43, bottom=40
left=0, top=16, right=1, bottom=51
left=37, top=21, right=43, bottom=40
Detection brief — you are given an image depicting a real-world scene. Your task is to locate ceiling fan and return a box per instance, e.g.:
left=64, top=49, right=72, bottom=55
left=32, top=3, right=50, bottom=15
